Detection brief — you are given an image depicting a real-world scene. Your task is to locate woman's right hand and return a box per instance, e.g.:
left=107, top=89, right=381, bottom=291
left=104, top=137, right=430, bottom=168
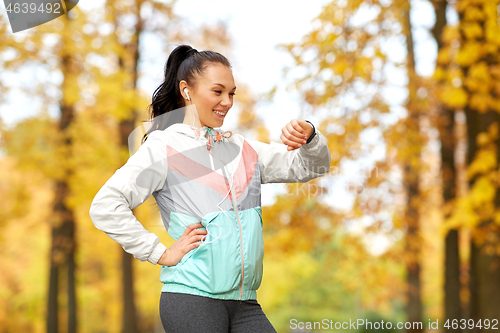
left=157, top=223, right=208, bottom=267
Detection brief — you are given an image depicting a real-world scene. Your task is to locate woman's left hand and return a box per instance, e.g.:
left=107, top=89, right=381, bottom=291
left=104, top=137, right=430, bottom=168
left=280, top=119, right=314, bottom=151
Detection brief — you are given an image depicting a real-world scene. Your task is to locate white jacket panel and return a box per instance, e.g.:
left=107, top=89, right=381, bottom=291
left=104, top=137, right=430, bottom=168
left=89, top=130, right=169, bottom=264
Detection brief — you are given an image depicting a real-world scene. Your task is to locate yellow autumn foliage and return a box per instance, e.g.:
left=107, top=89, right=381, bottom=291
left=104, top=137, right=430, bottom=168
left=463, top=22, right=483, bottom=40
left=437, top=46, right=453, bottom=65
left=469, top=176, right=496, bottom=208
left=465, top=61, right=491, bottom=93
left=464, top=5, right=486, bottom=21
left=433, top=66, right=446, bottom=81
left=456, top=41, right=483, bottom=66
left=470, top=93, right=493, bottom=113
left=441, top=26, right=460, bottom=44
left=467, top=149, right=496, bottom=179
left=442, top=197, right=481, bottom=230
left=440, top=85, right=468, bottom=108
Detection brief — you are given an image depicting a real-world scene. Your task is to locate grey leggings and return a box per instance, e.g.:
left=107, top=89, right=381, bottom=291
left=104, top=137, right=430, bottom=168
left=159, top=292, right=277, bottom=333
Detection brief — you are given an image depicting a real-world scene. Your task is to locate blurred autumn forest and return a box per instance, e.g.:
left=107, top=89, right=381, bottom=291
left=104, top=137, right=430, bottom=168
left=1, top=0, right=500, bottom=332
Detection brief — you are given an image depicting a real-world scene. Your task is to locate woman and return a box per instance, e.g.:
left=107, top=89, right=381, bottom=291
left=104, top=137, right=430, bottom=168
left=89, top=44, right=331, bottom=332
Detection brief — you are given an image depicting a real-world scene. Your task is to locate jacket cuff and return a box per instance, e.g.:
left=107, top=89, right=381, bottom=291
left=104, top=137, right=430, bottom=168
left=147, top=242, right=167, bottom=265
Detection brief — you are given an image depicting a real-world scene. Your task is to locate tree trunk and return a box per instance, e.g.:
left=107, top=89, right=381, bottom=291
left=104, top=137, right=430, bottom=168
left=67, top=216, right=77, bottom=333
left=46, top=46, right=78, bottom=332
left=122, top=251, right=139, bottom=333
left=431, top=0, right=462, bottom=328
left=445, top=230, right=461, bottom=325
left=120, top=118, right=140, bottom=333
left=465, top=108, right=500, bottom=332
left=47, top=146, right=77, bottom=333
left=402, top=1, right=423, bottom=331
left=47, top=234, right=60, bottom=333
left=458, top=0, right=500, bottom=330
left=403, top=159, right=423, bottom=333
left=118, top=5, right=143, bottom=332
left=468, top=239, right=479, bottom=333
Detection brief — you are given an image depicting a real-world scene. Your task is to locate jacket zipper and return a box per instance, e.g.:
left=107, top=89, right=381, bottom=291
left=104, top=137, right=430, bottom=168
left=232, top=195, right=244, bottom=299
left=226, top=162, right=244, bottom=299
left=207, top=145, right=244, bottom=299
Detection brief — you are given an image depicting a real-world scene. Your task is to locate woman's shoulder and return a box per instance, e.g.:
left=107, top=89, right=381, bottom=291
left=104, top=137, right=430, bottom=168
left=143, top=128, right=169, bottom=142
left=147, top=123, right=187, bottom=139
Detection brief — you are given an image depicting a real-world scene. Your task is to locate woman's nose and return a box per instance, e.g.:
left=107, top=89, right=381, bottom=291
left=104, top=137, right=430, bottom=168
left=221, top=96, right=231, bottom=107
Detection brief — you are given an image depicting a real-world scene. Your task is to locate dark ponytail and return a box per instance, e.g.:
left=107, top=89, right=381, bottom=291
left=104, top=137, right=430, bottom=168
left=142, top=44, right=231, bottom=143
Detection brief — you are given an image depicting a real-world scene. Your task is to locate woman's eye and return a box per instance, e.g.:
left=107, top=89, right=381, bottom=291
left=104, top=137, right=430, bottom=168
left=214, top=90, right=235, bottom=97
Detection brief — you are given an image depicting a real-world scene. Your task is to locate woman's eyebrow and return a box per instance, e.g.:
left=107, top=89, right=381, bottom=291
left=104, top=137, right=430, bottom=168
left=213, top=83, right=237, bottom=90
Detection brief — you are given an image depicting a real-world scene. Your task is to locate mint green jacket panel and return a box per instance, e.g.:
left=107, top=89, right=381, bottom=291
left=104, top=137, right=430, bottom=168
left=159, top=207, right=264, bottom=300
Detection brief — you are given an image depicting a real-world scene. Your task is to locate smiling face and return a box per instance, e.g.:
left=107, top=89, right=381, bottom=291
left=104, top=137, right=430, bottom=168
left=180, top=62, right=236, bottom=128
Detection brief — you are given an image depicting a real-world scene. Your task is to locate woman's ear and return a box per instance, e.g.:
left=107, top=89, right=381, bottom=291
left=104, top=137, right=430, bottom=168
left=179, top=80, right=187, bottom=99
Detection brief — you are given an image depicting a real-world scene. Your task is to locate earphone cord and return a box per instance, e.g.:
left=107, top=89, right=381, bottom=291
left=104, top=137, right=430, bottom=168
left=186, top=97, right=197, bottom=135
left=200, top=157, right=233, bottom=244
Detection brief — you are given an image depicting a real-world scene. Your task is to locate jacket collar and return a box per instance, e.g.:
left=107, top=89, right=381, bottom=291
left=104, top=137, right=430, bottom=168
left=168, top=123, right=225, bottom=140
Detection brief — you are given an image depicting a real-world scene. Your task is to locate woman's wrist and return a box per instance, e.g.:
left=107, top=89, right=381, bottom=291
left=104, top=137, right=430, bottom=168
left=305, top=120, right=316, bottom=144
left=157, top=248, right=171, bottom=266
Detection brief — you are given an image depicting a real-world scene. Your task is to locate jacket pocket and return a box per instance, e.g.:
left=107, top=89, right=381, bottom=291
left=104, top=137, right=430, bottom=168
left=159, top=212, right=204, bottom=284
left=164, top=212, right=242, bottom=294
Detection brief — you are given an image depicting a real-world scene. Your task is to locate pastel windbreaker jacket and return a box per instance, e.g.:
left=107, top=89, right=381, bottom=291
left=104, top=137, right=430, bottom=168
left=89, top=122, right=331, bottom=301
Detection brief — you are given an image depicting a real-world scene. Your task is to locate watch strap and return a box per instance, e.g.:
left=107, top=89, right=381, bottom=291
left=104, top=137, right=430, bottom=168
left=305, top=120, right=316, bottom=144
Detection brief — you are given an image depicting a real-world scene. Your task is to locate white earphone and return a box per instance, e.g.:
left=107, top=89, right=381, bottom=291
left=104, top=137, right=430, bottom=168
left=184, top=87, right=196, bottom=130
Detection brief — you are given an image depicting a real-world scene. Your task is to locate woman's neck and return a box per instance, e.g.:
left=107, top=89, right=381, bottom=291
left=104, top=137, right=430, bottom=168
left=182, top=103, right=204, bottom=128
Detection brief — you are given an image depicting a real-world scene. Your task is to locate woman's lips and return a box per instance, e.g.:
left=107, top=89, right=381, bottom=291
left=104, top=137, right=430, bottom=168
left=213, top=110, right=227, bottom=118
